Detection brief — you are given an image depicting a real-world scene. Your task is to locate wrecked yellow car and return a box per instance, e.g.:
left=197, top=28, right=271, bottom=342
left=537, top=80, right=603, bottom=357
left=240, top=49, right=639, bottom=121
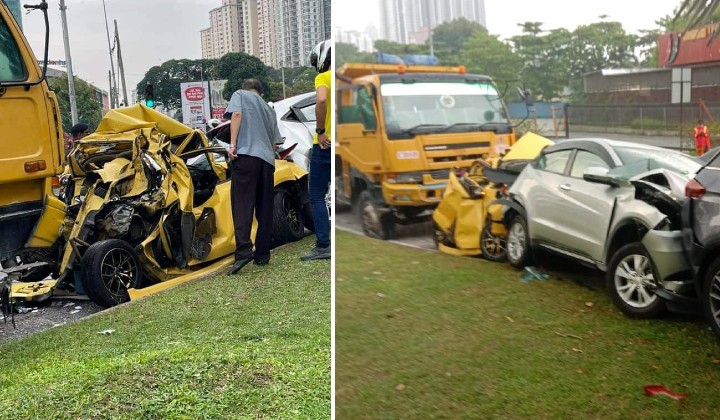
left=432, top=132, right=553, bottom=260
left=24, top=104, right=309, bottom=307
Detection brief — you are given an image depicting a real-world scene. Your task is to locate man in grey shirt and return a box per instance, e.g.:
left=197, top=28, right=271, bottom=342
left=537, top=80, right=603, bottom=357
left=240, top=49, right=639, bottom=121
left=225, top=79, right=283, bottom=275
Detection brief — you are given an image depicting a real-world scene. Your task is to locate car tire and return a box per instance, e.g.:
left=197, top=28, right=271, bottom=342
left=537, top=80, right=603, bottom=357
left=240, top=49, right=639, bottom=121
left=606, top=242, right=666, bottom=319
left=358, top=190, right=394, bottom=240
left=272, top=187, right=305, bottom=244
left=81, top=239, right=143, bottom=308
left=702, top=259, right=720, bottom=339
left=481, top=220, right=507, bottom=262
left=506, top=215, right=531, bottom=268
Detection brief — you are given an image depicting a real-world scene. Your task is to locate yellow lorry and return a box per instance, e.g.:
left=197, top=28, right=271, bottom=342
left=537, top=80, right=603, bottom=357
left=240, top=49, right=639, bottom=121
left=335, top=62, right=524, bottom=239
left=0, top=0, right=65, bottom=289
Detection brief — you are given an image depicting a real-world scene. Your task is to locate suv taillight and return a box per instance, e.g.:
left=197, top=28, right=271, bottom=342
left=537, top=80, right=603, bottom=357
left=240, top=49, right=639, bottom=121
left=685, top=179, right=706, bottom=198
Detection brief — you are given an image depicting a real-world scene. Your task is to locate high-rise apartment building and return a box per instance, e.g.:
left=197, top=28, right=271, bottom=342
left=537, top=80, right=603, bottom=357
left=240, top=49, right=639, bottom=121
left=201, top=0, right=244, bottom=59
left=202, top=0, right=331, bottom=68
left=380, top=0, right=486, bottom=44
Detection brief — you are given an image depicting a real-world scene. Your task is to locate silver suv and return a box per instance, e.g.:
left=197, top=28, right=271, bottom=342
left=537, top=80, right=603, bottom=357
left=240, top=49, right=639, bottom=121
left=501, top=138, right=701, bottom=318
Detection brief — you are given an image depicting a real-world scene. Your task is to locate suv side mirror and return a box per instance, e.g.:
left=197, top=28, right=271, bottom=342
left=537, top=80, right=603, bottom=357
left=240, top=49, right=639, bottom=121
left=583, top=166, right=620, bottom=187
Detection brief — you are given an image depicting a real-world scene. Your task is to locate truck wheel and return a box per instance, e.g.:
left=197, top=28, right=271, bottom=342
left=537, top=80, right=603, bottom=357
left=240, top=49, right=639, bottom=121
left=606, top=242, right=666, bottom=319
left=358, top=190, right=394, bottom=240
left=506, top=215, right=531, bottom=268
left=701, top=259, right=720, bottom=338
left=272, top=187, right=305, bottom=244
left=480, top=221, right=507, bottom=262
left=81, top=239, right=143, bottom=308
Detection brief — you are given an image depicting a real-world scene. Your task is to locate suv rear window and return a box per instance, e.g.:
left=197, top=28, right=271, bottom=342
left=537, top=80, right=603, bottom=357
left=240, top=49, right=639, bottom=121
left=0, top=16, right=26, bottom=82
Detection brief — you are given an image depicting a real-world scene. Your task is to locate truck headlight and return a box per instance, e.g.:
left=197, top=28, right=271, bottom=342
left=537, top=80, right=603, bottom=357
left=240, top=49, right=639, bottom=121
left=387, top=171, right=424, bottom=184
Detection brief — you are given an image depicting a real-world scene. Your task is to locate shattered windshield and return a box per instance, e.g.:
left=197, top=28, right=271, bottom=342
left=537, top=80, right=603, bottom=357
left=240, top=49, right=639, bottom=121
left=380, top=81, right=510, bottom=139
left=609, top=146, right=701, bottom=179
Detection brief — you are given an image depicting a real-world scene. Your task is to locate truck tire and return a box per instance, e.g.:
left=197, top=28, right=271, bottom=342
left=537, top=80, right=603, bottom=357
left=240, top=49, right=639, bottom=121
left=81, top=239, right=143, bottom=308
left=271, top=187, right=305, bottom=245
left=358, top=190, right=395, bottom=240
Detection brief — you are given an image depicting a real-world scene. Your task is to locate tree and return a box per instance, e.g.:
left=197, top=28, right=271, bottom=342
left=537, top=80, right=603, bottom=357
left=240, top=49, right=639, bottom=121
left=431, top=18, right=486, bottom=63
left=674, top=0, right=720, bottom=40
left=48, top=76, right=103, bottom=132
left=509, top=24, right=574, bottom=100
left=459, top=31, right=522, bottom=99
left=336, top=42, right=375, bottom=67
left=216, top=52, right=268, bottom=99
left=373, top=40, right=428, bottom=56
left=136, top=58, right=220, bottom=110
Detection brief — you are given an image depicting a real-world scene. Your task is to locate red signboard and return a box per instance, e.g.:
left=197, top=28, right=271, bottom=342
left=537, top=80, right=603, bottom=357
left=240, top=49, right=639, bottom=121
left=184, top=87, right=205, bottom=101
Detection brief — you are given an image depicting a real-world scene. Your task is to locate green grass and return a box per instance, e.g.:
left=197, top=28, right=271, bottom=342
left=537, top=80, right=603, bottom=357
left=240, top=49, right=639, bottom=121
left=0, top=236, right=330, bottom=419
left=335, top=230, right=720, bottom=419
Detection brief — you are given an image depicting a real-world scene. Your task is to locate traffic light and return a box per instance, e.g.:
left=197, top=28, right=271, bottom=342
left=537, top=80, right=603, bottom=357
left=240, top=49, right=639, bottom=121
left=144, top=83, right=155, bottom=108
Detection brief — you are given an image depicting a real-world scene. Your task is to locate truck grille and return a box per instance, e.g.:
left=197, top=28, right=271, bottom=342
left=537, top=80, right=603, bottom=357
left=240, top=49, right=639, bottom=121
left=428, top=169, right=450, bottom=180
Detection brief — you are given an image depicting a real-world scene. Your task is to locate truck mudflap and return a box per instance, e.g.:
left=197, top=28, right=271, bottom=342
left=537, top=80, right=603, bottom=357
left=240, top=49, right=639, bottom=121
left=642, top=229, right=693, bottom=292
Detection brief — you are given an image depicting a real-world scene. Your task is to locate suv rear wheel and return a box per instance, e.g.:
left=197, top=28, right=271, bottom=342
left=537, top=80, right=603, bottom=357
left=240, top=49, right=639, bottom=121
left=606, top=242, right=666, bottom=318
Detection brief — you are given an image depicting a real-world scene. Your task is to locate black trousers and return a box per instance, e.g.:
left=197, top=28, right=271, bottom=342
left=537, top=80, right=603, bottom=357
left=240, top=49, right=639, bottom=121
left=230, top=155, right=274, bottom=261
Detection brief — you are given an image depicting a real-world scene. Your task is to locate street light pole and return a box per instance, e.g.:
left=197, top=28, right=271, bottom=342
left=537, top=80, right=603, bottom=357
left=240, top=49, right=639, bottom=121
left=281, top=62, right=286, bottom=99
left=102, top=0, right=117, bottom=108
left=58, top=0, right=78, bottom=124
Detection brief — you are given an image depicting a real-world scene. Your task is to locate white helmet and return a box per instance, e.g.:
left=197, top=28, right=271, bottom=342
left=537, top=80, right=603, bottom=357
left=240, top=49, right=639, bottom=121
left=309, top=39, right=331, bottom=73
left=207, top=118, right=222, bottom=129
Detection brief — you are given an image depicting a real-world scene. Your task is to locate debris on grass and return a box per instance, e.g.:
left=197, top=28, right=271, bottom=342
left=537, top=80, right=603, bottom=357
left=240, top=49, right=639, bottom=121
left=520, top=266, right=550, bottom=283
left=554, top=331, right=583, bottom=340
left=585, top=302, right=594, bottom=307
left=97, top=329, right=116, bottom=335
left=395, top=384, right=406, bottom=391
left=376, top=292, right=386, bottom=298
left=505, top=316, right=514, bottom=323
left=644, top=385, right=687, bottom=400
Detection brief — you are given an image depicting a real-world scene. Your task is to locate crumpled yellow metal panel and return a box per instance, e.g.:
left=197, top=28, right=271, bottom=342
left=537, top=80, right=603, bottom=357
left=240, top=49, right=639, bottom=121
left=433, top=132, right=553, bottom=256
left=94, top=104, right=193, bottom=138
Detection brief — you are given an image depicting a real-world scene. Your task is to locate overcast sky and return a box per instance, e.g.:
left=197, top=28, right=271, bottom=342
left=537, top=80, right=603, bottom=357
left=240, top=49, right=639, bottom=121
left=335, top=0, right=683, bottom=39
left=22, top=0, right=211, bottom=100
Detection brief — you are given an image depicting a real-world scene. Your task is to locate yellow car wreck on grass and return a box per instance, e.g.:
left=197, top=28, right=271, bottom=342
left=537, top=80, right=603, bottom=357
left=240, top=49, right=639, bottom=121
left=432, top=132, right=553, bottom=260
left=14, top=104, right=310, bottom=307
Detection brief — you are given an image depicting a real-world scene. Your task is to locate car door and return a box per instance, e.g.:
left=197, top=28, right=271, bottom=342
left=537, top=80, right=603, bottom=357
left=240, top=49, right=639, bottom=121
left=556, top=150, right=616, bottom=261
left=521, top=149, right=574, bottom=243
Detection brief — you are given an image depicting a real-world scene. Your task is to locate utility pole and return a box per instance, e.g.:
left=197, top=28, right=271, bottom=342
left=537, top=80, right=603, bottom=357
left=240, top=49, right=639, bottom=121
left=114, top=20, right=128, bottom=107
left=58, top=0, right=78, bottom=124
left=102, top=0, right=117, bottom=108
left=281, top=62, right=286, bottom=99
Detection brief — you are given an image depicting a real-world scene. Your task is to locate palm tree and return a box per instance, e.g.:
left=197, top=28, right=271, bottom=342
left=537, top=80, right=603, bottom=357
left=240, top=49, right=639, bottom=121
left=675, top=0, right=720, bottom=41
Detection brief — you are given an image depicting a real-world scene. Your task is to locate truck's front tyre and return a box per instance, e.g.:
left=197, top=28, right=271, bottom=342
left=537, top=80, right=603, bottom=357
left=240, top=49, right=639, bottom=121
left=358, top=191, right=395, bottom=240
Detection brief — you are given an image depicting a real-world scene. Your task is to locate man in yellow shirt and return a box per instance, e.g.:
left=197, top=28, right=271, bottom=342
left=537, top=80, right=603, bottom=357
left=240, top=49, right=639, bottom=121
left=302, top=39, right=332, bottom=261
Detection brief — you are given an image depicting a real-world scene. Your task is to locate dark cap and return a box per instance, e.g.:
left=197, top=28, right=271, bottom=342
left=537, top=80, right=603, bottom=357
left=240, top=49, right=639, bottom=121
left=70, top=123, right=89, bottom=135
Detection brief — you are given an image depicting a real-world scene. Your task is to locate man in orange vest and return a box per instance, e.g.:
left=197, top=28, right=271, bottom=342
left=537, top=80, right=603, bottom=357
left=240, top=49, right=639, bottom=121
left=693, top=119, right=711, bottom=156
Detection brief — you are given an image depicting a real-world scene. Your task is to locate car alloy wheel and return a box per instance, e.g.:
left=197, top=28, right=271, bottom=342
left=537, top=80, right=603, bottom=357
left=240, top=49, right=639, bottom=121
left=481, top=221, right=507, bottom=262
left=506, top=215, right=530, bottom=268
left=607, top=242, right=666, bottom=318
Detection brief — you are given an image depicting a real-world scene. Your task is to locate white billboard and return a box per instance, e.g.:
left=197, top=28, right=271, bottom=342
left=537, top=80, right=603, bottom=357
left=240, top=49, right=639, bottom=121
left=180, top=81, right=210, bottom=129
left=209, top=80, right=229, bottom=119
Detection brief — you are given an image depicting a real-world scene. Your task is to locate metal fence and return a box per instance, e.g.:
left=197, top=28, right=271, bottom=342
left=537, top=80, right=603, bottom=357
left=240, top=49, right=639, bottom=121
left=566, top=103, right=720, bottom=130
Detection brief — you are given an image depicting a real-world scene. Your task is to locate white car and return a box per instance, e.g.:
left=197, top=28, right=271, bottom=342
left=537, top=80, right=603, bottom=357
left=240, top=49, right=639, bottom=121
left=270, top=92, right=317, bottom=171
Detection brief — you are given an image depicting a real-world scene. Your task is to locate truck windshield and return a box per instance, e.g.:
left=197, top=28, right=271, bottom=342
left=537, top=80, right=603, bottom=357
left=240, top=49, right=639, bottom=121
left=0, top=16, right=26, bottom=82
left=380, top=81, right=509, bottom=139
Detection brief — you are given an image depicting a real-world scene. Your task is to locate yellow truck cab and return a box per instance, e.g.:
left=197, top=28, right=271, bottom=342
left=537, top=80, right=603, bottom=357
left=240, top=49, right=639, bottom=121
left=0, top=1, right=65, bottom=279
left=336, top=62, right=519, bottom=239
